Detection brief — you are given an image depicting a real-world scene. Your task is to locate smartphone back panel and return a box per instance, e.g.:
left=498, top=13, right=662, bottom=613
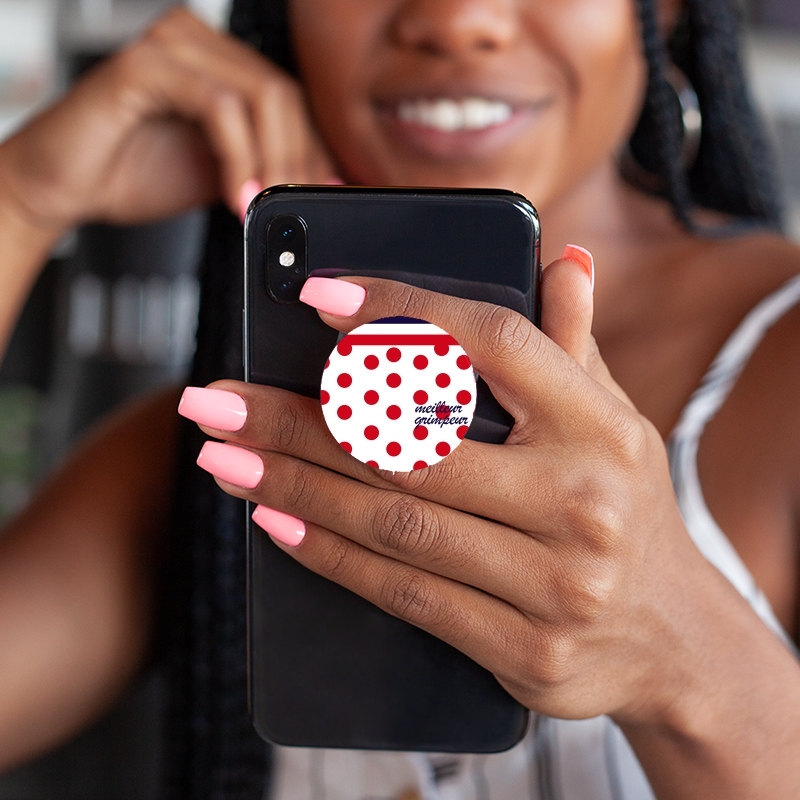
left=245, top=187, right=540, bottom=752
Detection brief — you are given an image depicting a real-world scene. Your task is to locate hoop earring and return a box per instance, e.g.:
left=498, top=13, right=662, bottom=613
left=619, top=64, right=702, bottom=193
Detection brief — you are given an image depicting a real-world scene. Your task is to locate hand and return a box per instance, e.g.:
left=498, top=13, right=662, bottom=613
left=0, top=8, right=337, bottom=235
left=182, top=256, right=722, bottom=729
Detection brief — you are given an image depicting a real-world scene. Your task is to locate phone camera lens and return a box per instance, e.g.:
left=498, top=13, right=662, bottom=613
left=267, top=213, right=307, bottom=303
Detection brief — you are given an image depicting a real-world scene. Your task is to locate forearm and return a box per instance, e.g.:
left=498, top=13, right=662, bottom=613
left=0, top=388, right=179, bottom=771
left=618, top=558, right=800, bottom=799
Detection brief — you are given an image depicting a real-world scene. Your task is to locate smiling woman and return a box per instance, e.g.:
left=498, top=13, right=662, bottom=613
left=0, top=0, right=798, bottom=798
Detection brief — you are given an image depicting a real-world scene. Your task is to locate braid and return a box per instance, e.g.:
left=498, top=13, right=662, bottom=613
left=229, top=0, right=295, bottom=73
left=631, top=0, right=783, bottom=229
left=630, top=0, right=695, bottom=228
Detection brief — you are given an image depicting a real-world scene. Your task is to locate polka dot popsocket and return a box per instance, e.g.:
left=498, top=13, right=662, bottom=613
left=320, top=319, right=476, bottom=471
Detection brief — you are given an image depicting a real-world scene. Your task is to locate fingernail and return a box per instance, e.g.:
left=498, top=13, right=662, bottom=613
left=561, top=244, right=595, bottom=293
left=197, top=441, right=263, bottom=488
left=299, top=277, right=365, bottom=317
left=325, top=176, right=345, bottom=185
left=238, top=179, right=262, bottom=223
left=179, top=387, right=247, bottom=431
left=252, top=505, right=306, bottom=547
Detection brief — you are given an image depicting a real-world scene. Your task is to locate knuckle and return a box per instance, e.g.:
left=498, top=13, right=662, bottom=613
left=391, top=281, right=424, bottom=320
left=282, top=460, right=316, bottom=514
left=559, top=557, right=619, bottom=623
left=480, top=305, right=539, bottom=364
left=601, top=405, right=649, bottom=472
left=561, top=477, right=628, bottom=553
left=531, top=630, right=576, bottom=688
left=270, top=400, right=310, bottom=452
left=383, top=569, right=442, bottom=626
left=316, top=535, right=352, bottom=582
left=373, top=495, right=439, bottom=559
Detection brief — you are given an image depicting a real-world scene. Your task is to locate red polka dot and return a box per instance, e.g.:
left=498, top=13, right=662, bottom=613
left=364, top=354, right=379, bottom=370
left=366, top=460, right=379, bottom=469
left=386, top=405, right=401, bottom=420
left=413, top=390, right=428, bottom=405
left=337, top=405, right=352, bottom=420
left=413, top=355, right=428, bottom=370
left=320, top=390, right=329, bottom=405
left=387, top=373, right=401, bottom=388
left=386, top=442, right=401, bottom=457
left=325, top=359, right=330, bottom=369
left=457, top=425, right=469, bottom=439
left=337, top=341, right=352, bottom=356
left=435, top=373, right=450, bottom=388
left=457, top=354, right=471, bottom=369
left=413, top=461, right=428, bottom=470
left=337, top=373, right=352, bottom=388
left=387, top=347, right=401, bottom=362
left=457, top=390, right=472, bottom=404
left=413, top=425, right=428, bottom=440
left=434, top=343, right=449, bottom=356
left=364, top=390, right=379, bottom=405
left=435, top=442, right=451, bottom=457
left=364, top=425, right=379, bottom=440
left=435, top=404, right=450, bottom=420
left=340, top=441, right=352, bottom=453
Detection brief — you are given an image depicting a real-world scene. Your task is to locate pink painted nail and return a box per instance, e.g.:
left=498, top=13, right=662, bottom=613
left=238, top=179, right=262, bottom=223
left=179, top=387, right=247, bottom=431
left=561, top=244, right=595, bottom=293
left=299, top=277, right=366, bottom=317
left=252, top=505, right=306, bottom=547
left=196, top=441, right=263, bottom=488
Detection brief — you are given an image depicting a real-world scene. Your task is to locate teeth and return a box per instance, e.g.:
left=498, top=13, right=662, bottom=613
left=397, top=98, right=513, bottom=132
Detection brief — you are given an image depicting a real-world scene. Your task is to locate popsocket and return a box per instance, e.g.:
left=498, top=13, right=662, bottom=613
left=320, top=319, right=476, bottom=471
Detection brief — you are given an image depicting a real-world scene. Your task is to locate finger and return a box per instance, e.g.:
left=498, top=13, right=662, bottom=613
left=200, top=441, right=561, bottom=618
left=268, top=520, right=536, bottom=690
left=182, top=381, right=612, bottom=545
left=540, top=246, right=594, bottom=367
left=147, top=9, right=336, bottom=186
left=110, top=39, right=259, bottom=214
left=298, top=275, right=610, bottom=431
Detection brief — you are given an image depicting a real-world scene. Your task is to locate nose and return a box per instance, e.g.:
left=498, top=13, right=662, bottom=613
left=390, top=0, right=518, bottom=57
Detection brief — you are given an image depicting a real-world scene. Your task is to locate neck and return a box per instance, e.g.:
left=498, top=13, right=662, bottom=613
left=539, top=159, right=686, bottom=268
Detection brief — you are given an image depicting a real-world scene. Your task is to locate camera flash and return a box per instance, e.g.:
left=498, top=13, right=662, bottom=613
left=279, top=251, right=296, bottom=267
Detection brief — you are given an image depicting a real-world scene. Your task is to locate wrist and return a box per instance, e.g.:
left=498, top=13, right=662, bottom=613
left=0, top=166, right=67, bottom=352
left=613, top=556, right=800, bottom=797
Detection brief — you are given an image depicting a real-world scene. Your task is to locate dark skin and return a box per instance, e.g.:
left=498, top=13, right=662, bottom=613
left=0, top=0, right=798, bottom=796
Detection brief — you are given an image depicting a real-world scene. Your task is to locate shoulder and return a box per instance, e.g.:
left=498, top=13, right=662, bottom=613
left=694, top=231, right=800, bottom=631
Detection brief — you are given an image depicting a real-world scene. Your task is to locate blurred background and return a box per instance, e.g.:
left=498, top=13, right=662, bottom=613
left=0, top=0, right=797, bottom=796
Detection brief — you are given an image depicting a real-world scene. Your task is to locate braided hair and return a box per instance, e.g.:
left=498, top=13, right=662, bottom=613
left=161, top=2, right=783, bottom=799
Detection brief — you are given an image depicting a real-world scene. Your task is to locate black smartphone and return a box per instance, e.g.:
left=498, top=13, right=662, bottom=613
left=244, top=185, right=540, bottom=753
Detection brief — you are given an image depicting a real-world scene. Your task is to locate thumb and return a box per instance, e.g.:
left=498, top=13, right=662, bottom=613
left=542, top=245, right=635, bottom=408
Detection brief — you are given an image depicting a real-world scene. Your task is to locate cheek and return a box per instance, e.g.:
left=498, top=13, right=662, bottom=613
left=562, top=0, right=647, bottom=158
left=289, top=1, right=380, bottom=148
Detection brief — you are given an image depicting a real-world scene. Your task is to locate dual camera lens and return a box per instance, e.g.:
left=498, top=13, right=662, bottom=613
left=266, top=214, right=307, bottom=303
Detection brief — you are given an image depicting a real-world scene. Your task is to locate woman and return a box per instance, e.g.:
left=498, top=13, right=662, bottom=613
left=0, top=0, right=798, bottom=797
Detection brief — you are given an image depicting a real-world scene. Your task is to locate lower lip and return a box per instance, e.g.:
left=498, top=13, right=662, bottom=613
left=378, top=105, right=545, bottom=161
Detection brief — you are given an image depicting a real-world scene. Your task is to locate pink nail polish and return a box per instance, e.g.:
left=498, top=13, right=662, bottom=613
left=561, top=244, right=595, bottom=293
left=179, top=387, right=247, bottom=431
left=252, top=505, right=306, bottom=547
left=196, top=441, right=263, bottom=488
left=238, top=179, right=262, bottom=223
left=299, top=277, right=366, bottom=317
